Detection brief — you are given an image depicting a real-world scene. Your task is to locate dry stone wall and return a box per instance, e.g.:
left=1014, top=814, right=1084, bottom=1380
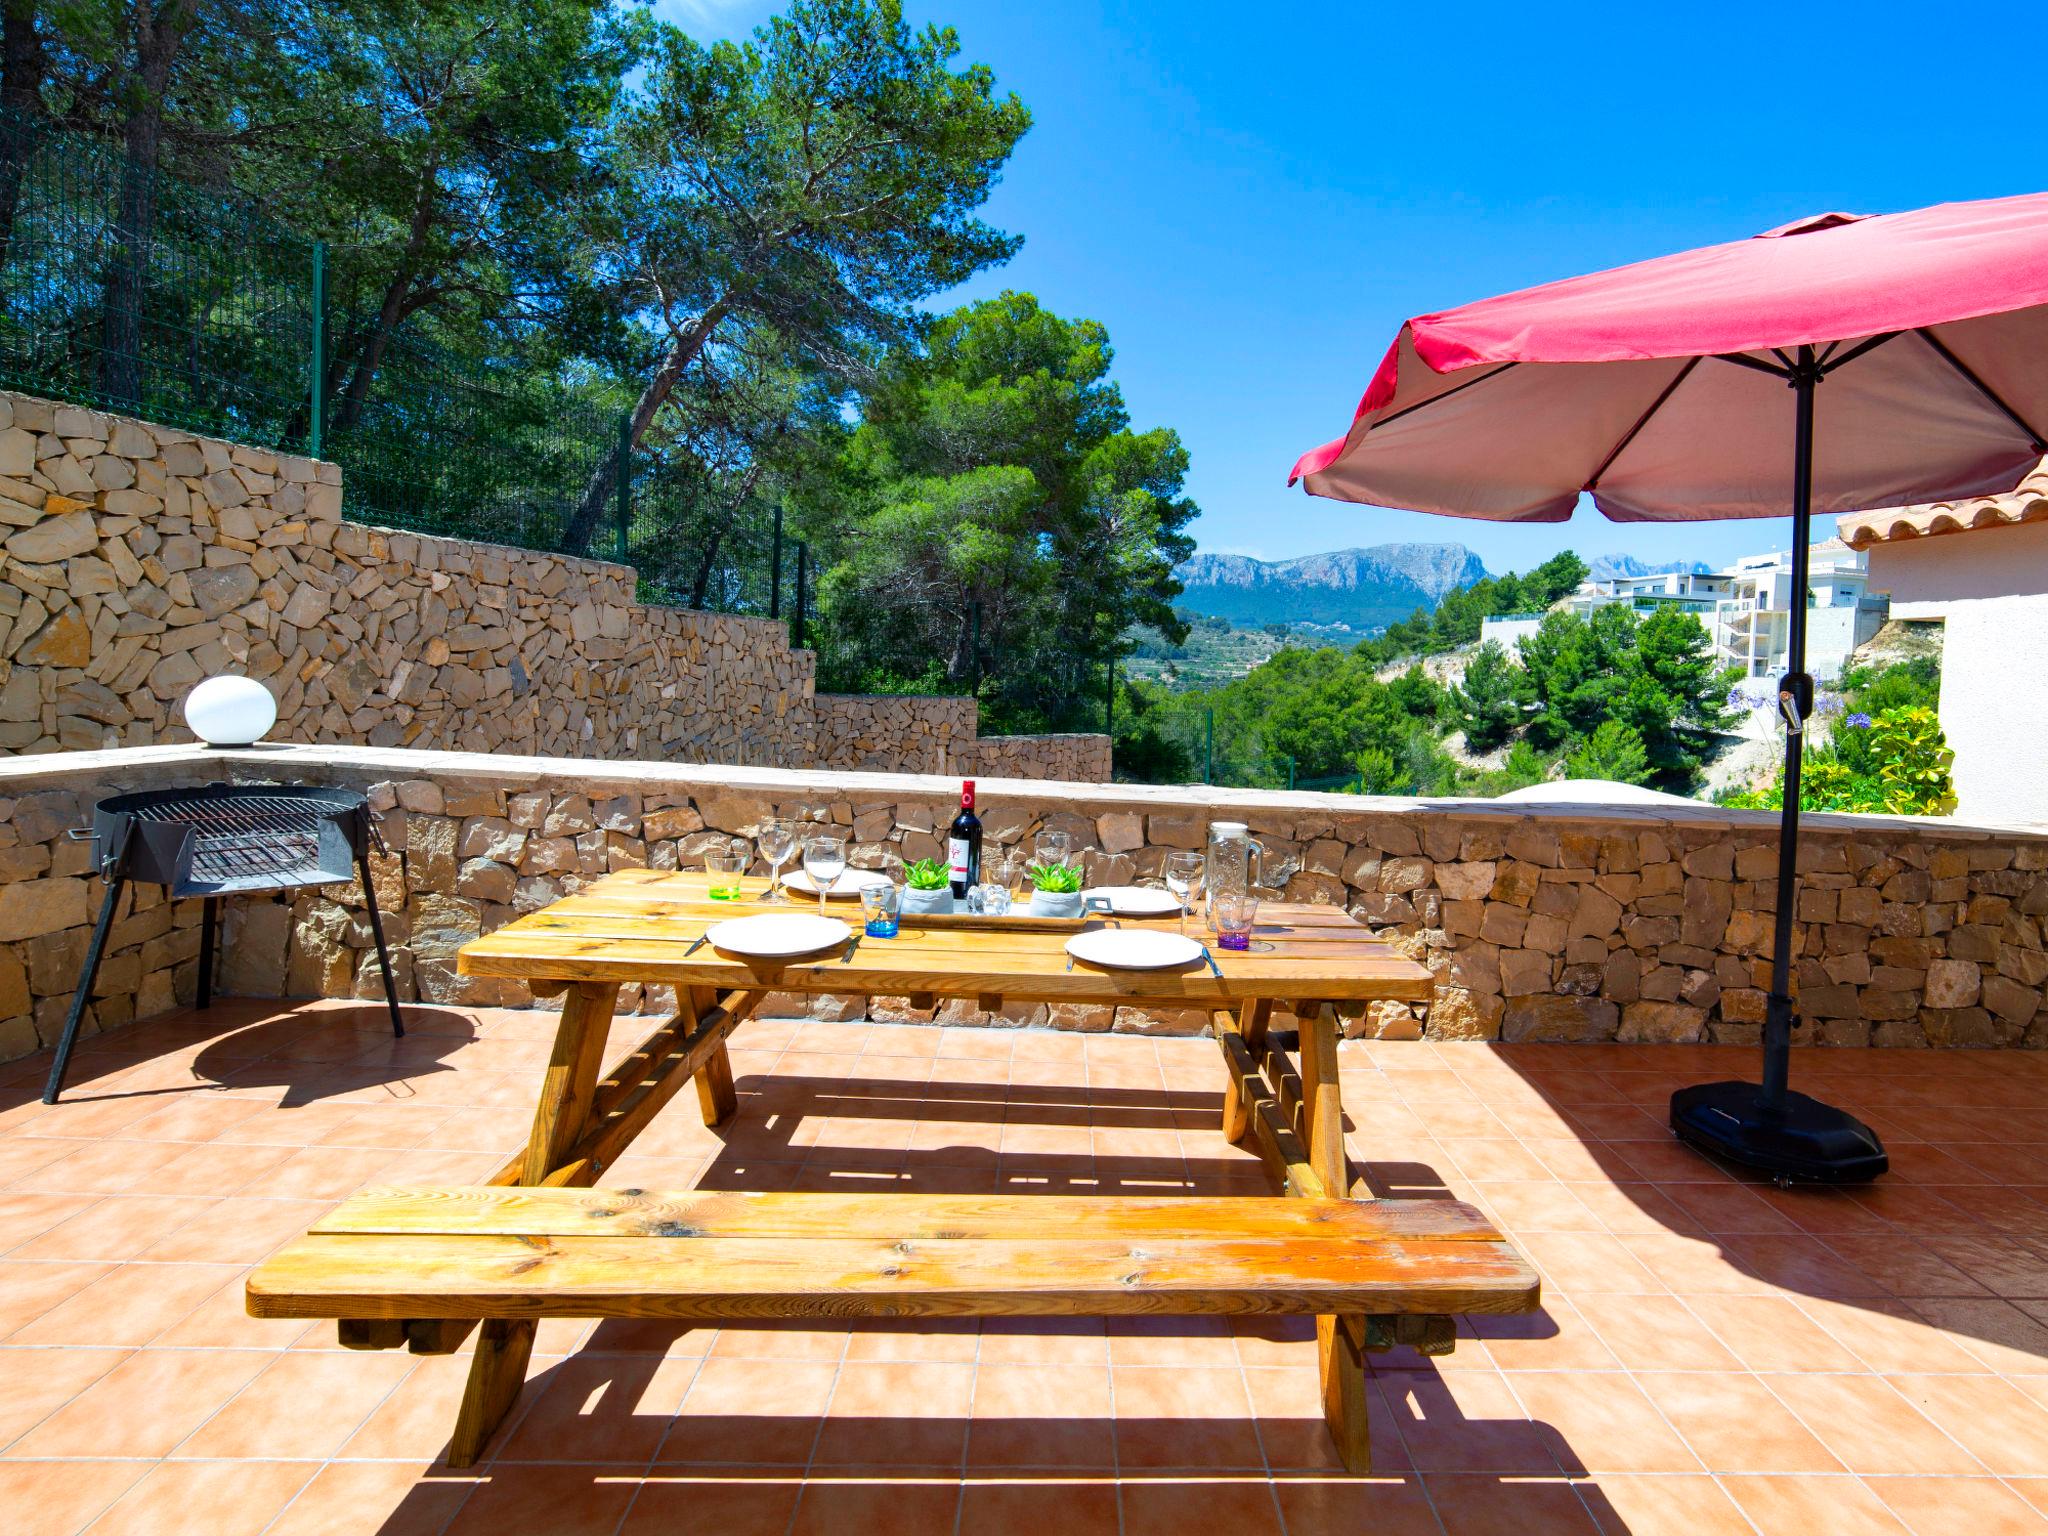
left=5, top=743, right=2047, bottom=1067
left=0, top=391, right=1102, bottom=781
left=957, top=732, right=1112, bottom=784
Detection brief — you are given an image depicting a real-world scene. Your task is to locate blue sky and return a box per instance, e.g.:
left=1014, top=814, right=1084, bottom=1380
left=653, top=0, right=2041, bottom=575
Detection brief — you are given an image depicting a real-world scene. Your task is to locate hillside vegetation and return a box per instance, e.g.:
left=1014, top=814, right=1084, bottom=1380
left=1117, top=550, right=1742, bottom=794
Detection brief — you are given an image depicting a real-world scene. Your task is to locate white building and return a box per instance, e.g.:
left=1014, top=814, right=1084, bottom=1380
left=1840, top=467, right=2048, bottom=826
left=1476, top=555, right=1886, bottom=681
left=1707, top=540, right=1888, bottom=681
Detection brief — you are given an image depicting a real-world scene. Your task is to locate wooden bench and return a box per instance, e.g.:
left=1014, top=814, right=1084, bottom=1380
left=247, top=1186, right=1540, bottom=1470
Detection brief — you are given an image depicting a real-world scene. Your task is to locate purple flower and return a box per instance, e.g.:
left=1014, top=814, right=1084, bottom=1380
left=1845, top=712, right=1872, bottom=729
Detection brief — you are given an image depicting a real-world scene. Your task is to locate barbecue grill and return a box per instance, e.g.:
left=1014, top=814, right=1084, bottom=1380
left=45, top=783, right=405, bottom=1103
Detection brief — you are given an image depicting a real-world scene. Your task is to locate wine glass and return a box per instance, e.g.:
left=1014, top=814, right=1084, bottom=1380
left=802, top=835, right=846, bottom=916
left=1163, top=851, right=1204, bottom=935
left=1034, top=829, right=1071, bottom=870
left=757, top=818, right=796, bottom=904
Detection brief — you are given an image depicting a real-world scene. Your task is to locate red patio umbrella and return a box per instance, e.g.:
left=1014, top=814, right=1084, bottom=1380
left=1291, top=192, right=2048, bottom=1184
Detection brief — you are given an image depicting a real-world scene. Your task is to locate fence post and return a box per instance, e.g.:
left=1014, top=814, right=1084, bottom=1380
left=1105, top=653, right=1115, bottom=736
left=308, top=240, right=326, bottom=459
left=793, top=541, right=808, bottom=649
left=1287, top=755, right=1296, bottom=792
left=1204, top=707, right=1214, bottom=784
left=969, top=600, right=981, bottom=690
left=770, top=505, right=783, bottom=619
left=614, top=416, right=631, bottom=562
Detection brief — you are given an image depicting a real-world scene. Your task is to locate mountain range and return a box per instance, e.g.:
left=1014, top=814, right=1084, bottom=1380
left=1174, top=543, right=1490, bottom=630
left=1585, top=554, right=1715, bottom=580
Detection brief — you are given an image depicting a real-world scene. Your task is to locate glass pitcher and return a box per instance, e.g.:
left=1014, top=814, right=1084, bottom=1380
left=1206, top=821, right=1265, bottom=906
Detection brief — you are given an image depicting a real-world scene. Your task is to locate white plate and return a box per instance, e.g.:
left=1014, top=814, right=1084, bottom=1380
left=1084, top=885, right=1183, bottom=917
left=1064, top=928, right=1207, bottom=971
left=706, top=914, right=852, bottom=958
left=783, top=869, right=891, bottom=898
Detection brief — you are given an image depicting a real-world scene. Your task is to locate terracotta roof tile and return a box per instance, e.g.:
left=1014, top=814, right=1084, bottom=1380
left=1837, top=460, right=2048, bottom=549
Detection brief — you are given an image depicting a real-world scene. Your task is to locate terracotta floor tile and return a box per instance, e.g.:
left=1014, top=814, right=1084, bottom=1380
left=1110, top=1365, right=1264, bottom=1470
left=844, top=1317, right=980, bottom=1363
left=1680, top=1292, right=1868, bottom=1373
left=86, top=1458, right=317, bottom=1536
left=706, top=1320, right=849, bottom=1363
left=978, top=1316, right=1106, bottom=1367
left=1470, top=1180, right=1605, bottom=1234
left=1866, top=1475, right=2048, bottom=1536
left=657, top=1356, right=837, bottom=1465
left=0, top=1458, right=150, bottom=1536
left=0, top=1344, right=129, bottom=1449
left=1514, top=1230, right=1666, bottom=1294
left=1766, top=1372, right=1987, bottom=1475
left=1632, top=1369, right=1843, bottom=1472
left=1575, top=1473, right=1756, bottom=1536
left=618, top=1472, right=804, bottom=1536
left=7, top=1344, right=273, bottom=1459
left=0, top=1191, right=99, bottom=1253
left=1720, top=1473, right=1914, bottom=1534
left=1106, top=1314, right=1238, bottom=1368
left=1243, top=1363, right=1410, bottom=1472
left=788, top=1475, right=962, bottom=1536
left=1890, top=1374, right=2048, bottom=1476
left=813, top=1360, right=974, bottom=1467
left=1499, top=1370, right=1702, bottom=1475
left=179, top=1348, right=416, bottom=1458
left=5, top=1260, right=236, bottom=1346
left=1799, top=1296, right=1996, bottom=1374
left=263, top=1462, right=478, bottom=1536
left=1910, top=1297, right=2048, bottom=1373
left=12, top=1194, right=220, bottom=1262
left=496, top=1351, right=695, bottom=1464
left=954, top=1477, right=1120, bottom=1536
left=18, top=1137, right=190, bottom=1194
left=1572, top=1292, right=1741, bottom=1371
left=1379, top=1370, right=1558, bottom=1475
left=438, top=1463, right=644, bottom=1536
left=1423, top=1474, right=1600, bottom=1536
left=1118, top=1477, right=1284, bottom=1536
left=1464, top=1299, right=1619, bottom=1372
left=340, top=1355, right=477, bottom=1463
left=968, top=1363, right=1114, bottom=1468
left=1272, top=1474, right=1444, bottom=1536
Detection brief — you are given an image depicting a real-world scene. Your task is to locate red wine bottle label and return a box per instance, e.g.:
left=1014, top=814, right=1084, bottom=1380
left=948, top=837, right=973, bottom=882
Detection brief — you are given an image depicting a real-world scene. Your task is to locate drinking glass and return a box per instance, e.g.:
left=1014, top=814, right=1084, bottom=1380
left=860, top=882, right=900, bottom=938
left=705, top=840, right=747, bottom=901
left=1163, top=851, right=1204, bottom=935
left=757, top=818, right=796, bottom=904
left=1213, top=891, right=1259, bottom=951
left=1033, top=829, right=1071, bottom=869
left=802, top=835, right=847, bottom=916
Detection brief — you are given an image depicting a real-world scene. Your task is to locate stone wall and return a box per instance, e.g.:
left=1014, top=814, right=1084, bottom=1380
left=812, top=695, right=1110, bottom=782
left=0, top=390, right=1103, bottom=781
left=812, top=694, right=976, bottom=776
left=5, top=743, right=2047, bottom=1066
left=957, top=731, right=1113, bottom=784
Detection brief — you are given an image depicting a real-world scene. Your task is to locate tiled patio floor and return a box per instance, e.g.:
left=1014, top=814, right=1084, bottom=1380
left=6, top=1002, right=2048, bottom=1534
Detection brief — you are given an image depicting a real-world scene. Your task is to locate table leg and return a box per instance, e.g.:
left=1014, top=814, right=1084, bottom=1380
left=1299, top=1000, right=1369, bottom=1473
left=448, top=980, right=619, bottom=1468
left=688, top=985, right=739, bottom=1126
left=1218, top=999, right=1271, bottom=1145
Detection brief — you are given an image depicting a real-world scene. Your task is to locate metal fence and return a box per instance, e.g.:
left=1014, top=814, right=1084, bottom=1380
left=0, top=106, right=794, bottom=623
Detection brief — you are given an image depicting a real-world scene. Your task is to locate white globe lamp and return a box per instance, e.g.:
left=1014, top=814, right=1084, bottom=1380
left=183, top=676, right=278, bottom=747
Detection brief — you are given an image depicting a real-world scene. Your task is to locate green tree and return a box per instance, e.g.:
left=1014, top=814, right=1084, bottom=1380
left=1565, top=720, right=1651, bottom=784
left=559, top=0, right=1030, bottom=553
left=1454, top=640, right=1530, bottom=751
left=816, top=291, right=1196, bottom=729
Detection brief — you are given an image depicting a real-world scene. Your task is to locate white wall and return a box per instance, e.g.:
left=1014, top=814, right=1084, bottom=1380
left=1478, top=615, right=1545, bottom=653
left=1865, top=520, right=2048, bottom=826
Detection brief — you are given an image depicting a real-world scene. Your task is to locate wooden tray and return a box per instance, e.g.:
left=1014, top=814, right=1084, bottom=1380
left=895, top=908, right=1095, bottom=932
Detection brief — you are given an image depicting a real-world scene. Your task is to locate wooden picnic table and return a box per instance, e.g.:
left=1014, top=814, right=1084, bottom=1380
left=256, top=867, right=1465, bottom=1469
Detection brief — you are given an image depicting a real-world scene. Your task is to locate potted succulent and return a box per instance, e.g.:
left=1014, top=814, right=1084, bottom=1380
left=1027, top=860, right=1086, bottom=918
left=900, top=857, right=955, bottom=915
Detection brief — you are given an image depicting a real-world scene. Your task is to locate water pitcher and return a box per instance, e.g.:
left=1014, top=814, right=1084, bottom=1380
left=1206, top=821, right=1264, bottom=903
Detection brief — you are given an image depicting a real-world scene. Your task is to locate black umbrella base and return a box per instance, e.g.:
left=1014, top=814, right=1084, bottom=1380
left=1670, top=1080, right=1888, bottom=1185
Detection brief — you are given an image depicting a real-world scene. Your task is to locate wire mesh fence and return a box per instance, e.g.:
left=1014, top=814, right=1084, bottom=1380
left=0, top=105, right=793, bottom=622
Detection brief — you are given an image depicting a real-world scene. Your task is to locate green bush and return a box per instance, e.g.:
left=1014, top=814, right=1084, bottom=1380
left=1719, top=704, right=1955, bottom=815
left=1564, top=720, right=1651, bottom=785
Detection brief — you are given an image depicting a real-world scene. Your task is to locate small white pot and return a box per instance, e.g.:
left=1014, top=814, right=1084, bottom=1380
left=1029, top=889, right=1085, bottom=918
left=901, top=885, right=954, bottom=915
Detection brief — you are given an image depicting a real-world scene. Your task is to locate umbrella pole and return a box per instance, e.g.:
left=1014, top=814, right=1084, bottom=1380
left=1667, top=344, right=1886, bottom=1183
left=1761, top=358, right=1818, bottom=1108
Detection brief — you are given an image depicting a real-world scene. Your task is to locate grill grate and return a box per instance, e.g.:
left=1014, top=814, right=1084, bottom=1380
left=125, top=792, right=331, bottom=890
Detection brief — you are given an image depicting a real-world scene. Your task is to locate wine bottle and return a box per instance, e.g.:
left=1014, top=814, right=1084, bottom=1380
left=947, top=779, right=982, bottom=899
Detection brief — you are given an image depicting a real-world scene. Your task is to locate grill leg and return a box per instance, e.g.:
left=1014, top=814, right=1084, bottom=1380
left=196, top=896, right=219, bottom=1010
left=44, top=875, right=126, bottom=1105
left=358, top=856, right=405, bottom=1038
